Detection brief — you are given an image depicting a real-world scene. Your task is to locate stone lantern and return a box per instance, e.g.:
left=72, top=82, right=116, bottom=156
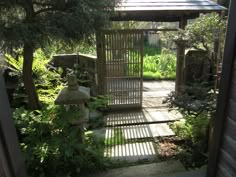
left=55, top=73, right=90, bottom=143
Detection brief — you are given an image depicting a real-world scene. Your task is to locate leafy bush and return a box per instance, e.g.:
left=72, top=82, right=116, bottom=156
left=14, top=105, right=107, bottom=177
left=3, top=49, right=65, bottom=106
left=143, top=48, right=176, bottom=80
left=166, top=82, right=217, bottom=168
left=170, top=113, right=209, bottom=144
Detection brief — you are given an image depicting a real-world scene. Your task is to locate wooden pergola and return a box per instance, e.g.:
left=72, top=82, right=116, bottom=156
left=112, top=0, right=226, bottom=22
left=112, top=0, right=226, bottom=95
left=97, top=0, right=226, bottom=109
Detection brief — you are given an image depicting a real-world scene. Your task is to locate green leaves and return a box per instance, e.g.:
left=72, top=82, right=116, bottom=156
left=143, top=47, right=176, bottom=80
left=13, top=104, right=107, bottom=177
left=183, top=13, right=226, bottom=51
left=0, top=0, right=118, bottom=51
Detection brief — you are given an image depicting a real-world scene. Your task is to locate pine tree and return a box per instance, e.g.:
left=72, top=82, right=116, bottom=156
left=0, top=0, right=117, bottom=109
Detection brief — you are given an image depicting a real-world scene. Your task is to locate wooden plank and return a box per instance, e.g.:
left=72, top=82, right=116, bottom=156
left=217, top=163, right=234, bottom=177
left=218, top=150, right=235, bottom=177
left=227, top=99, right=236, bottom=122
left=120, top=2, right=216, bottom=6
left=115, top=6, right=224, bottom=11
left=96, top=32, right=106, bottom=94
left=207, top=1, right=236, bottom=176
left=0, top=75, right=27, bottom=177
left=120, top=0, right=216, bottom=2
left=221, top=135, right=236, bottom=157
left=224, top=118, right=236, bottom=141
left=102, top=29, right=178, bottom=33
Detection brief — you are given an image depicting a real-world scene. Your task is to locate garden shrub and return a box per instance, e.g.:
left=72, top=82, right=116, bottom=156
left=166, top=82, right=217, bottom=168
left=5, top=48, right=111, bottom=176
left=14, top=105, right=107, bottom=177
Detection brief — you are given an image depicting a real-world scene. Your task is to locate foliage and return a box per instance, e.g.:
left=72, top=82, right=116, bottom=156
left=0, top=0, right=118, bottom=109
left=143, top=48, right=176, bottom=80
left=13, top=105, right=107, bottom=177
left=170, top=113, right=209, bottom=144
left=166, top=82, right=217, bottom=115
left=165, top=82, right=217, bottom=168
left=186, top=13, right=226, bottom=51
left=0, top=0, right=117, bottom=50
left=3, top=49, right=64, bottom=107
left=88, top=96, right=109, bottom=111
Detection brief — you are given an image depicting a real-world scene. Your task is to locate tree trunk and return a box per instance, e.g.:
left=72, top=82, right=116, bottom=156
left=23, top=44, right=41, bottom=110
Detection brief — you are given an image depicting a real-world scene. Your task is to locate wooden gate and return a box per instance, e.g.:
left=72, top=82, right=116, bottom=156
left=97, top=30, right=144, bottom=109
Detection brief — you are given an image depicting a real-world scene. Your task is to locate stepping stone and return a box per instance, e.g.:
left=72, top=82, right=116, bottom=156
left=143, top=90, right=172, bottom=98
left=105, top=109, right=182, bottom=126
left=143, top=97, right=166, bottom=108
left=104, top=141, right=157, bottom=162
left=85, top=160, right=185, bottom=177
left=104, top=124, right=174, bottom=140
left=143, top=108, right=182, bottom=123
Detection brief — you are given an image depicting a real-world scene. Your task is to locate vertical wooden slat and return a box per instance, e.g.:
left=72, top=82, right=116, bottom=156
left=102, top=30, right=143, bottom=109
left=140, top=32, right=144, bottom=106
left=96, top=32, right=105, bottom=95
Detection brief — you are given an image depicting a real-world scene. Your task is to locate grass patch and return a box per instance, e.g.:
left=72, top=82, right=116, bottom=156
left=105, top=128, right=126, bottom=146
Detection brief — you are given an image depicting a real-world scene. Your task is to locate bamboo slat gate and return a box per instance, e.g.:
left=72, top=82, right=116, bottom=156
left=97, top=30, right=144, bottom=110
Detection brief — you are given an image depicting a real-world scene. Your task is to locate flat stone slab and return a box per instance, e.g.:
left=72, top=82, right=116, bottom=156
left=105, top=109, right=182, bottom=126
left=104, top=123, right=174, bottom=140
left=143, top=81, right=175, bottom=91
left=104, top=141, right=157, bottom=162
left=143, top=108, right=182, bottom=122
left=85, top=160, right=185, bottom=177
left=143, top=91, right=173, bottom=98
left=143, top=97, right=166, bottom=108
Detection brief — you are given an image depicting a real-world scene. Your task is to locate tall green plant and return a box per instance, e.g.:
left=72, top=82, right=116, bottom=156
left=0, top=0, right=118, bottom=110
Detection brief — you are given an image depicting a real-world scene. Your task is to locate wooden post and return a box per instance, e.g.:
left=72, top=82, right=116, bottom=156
left=175, top=40, right=187, bottom=95
left=179, top=17, right=187, bottom=30
left=0, top=74, right=27, bottom=177
left=96, top=32, right=106, bottom=95
left=174, top=17, right=187, bottom=95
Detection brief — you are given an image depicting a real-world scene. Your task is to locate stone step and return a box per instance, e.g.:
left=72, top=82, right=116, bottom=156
left=85, top=160, right=185, bottom=177
left=105, top=109, right=182, bottom=126
left=94, top=123, right=174, bottom=143
left=104, top=141, right=157, bottom=162
left=143, top=91, right=172, bottom=98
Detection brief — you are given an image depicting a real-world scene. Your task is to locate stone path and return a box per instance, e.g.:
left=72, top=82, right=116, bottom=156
left=88, top=80, right=204, bottom=177
left=143, top=80, right=175, bottom=108
left=85, top=160, right=185, bottom=177
left=93, top=81, right=182, bottom=163
left=85, top=161, right=206, bottom=177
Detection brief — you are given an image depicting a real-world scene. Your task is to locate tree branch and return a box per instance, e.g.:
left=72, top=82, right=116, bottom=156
left=32, top=1, right=53, bottom=7
left=34, top=7, right=56, bottom=15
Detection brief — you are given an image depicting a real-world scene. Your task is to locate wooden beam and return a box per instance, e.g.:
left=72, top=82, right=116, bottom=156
left=96, top=32, right=106, bottom=95
left=175, top=40, right=187, bottom=95
left=207, top=0, right=236, bottom=177
left=111, top=11, right=200, bottom=22
left=179, top=16, right=187, bottom=29
left=0, top=74, right=27, bottom=177
left=102, top=28, right=178, bottom=33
